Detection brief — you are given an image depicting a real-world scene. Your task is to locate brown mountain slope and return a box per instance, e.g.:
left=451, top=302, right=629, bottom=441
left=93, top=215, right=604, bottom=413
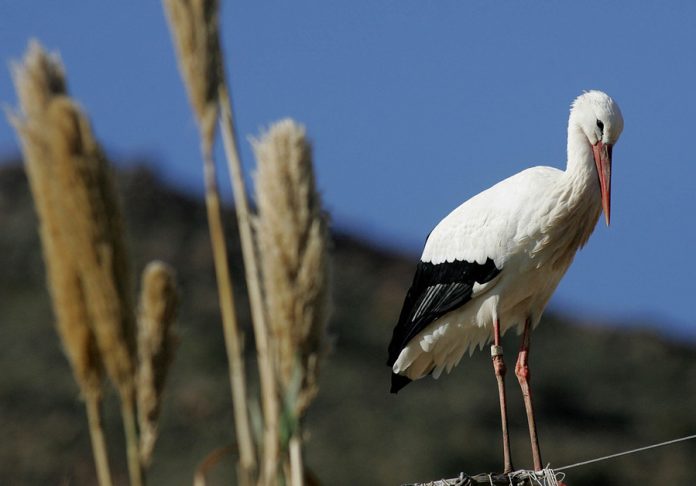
left=1, top=162, right=695, bottom=485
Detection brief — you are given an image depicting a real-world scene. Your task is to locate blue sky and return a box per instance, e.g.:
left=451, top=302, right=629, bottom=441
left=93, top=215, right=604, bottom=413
left=1, top=2, right=695, bottom=337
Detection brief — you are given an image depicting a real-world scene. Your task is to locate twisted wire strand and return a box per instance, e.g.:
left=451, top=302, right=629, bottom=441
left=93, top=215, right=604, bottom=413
left=555, top=433, right=696, bottom=472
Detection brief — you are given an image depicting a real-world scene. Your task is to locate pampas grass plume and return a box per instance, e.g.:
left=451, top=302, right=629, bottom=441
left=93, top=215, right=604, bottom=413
left=46, top=92, right=136, bottom=399
left=137, top=261, right=179, bottom=466
left=10, top=40, right=142, bottom=486
left=163, top=0, right=221, bottom=154
left=253, top=119, right=330, bottom=417
left=10, top=40, right=102, bottom=402
left=9, top=40, right=120, bottom=486
left=11, top=39, right=136, bottom=402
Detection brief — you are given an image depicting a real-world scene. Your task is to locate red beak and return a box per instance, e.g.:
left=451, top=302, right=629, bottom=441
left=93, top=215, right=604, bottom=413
left=592, top=141, right=612, bottom=226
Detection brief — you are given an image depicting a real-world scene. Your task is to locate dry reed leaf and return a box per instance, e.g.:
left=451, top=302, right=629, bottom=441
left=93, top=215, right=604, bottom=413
left=136, top=261, right=178, bottom=466
left=163, top=0, right=222, bottom=154
left=253, top=119, right=330, bottom=417
left=10, top=40, right=136, bottom=400
left=9, top=40, right=103, bottom=399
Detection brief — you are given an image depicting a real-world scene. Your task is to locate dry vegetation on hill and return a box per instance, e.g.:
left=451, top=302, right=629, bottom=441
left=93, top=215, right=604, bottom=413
left=1, top=163, right=696, bottom=485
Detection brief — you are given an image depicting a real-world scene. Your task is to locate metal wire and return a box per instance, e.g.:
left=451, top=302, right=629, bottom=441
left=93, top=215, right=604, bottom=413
left=404, top=434, right=696, bottom=486
left=555, top=433, right=696, bottom=472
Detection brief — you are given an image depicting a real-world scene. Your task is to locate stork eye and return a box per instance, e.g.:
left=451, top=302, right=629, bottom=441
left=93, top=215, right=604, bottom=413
left=596, top=119, right=604, bottom=133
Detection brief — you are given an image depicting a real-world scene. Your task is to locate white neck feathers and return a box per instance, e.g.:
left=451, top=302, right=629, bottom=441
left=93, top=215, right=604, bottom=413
left=535, top=122, right=602, bottom=269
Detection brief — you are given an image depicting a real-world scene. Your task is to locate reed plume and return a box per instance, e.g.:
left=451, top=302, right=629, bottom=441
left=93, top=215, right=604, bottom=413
left=9, top=40, right=113, bottom=486
left=10, top=40, right=102, bottom=403
left=136, top=261, right=178, bottom=467
left=46, top=96, right=137, bottom=398
left=162, top=0, right=221, bottom=155
left=253, top=119, right=330, bottom=416
left=9, top=40, right=143, bottom=486
left=253, top=119, right=330, bottom=486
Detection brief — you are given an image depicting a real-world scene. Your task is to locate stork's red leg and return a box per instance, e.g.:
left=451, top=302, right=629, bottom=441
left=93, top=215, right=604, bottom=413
left=515, top=319, right=543, bottom=471
left=491, top=319, right=513, bottom=473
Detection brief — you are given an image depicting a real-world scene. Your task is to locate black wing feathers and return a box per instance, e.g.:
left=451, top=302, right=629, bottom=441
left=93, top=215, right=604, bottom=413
left=387, top=257, right=500, bottom=392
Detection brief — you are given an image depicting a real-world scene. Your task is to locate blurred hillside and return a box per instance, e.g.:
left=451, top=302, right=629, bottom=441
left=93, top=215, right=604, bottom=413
left=1, top=161, right=695, bottom=485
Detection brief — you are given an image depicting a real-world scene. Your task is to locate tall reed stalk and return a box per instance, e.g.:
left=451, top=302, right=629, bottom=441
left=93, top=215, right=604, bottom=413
left=162, top=1, right=256, bottom=483
left=164, top=3, right=332, bottom=484
left=219, top=71, right=281, bottom=486
left=8, top=41, right=144, bottom=486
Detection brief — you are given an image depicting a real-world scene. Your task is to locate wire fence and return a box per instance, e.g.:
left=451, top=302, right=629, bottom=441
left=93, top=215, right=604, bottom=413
left=403, top=433, right=696, bottom=486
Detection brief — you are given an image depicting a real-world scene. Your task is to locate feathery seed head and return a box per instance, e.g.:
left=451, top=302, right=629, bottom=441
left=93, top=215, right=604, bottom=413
left=10, top=40, right=137, bottom=400
left=9, top=41, right=104, bottom=399
left=137, top=261, right=179, bottom=466
left=11, top=40, right=67, bottom=117
left=253, top=119, right=331, bottom=417
left=163, top=0, right=222, bottom=154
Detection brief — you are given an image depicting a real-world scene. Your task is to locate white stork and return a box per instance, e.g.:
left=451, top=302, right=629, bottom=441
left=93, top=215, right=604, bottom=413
left=387, top=90, right=624, bottom=473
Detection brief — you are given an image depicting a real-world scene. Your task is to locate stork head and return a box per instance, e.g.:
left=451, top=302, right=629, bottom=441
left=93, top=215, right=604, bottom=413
left=570, top=90, right=624, bottom=225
